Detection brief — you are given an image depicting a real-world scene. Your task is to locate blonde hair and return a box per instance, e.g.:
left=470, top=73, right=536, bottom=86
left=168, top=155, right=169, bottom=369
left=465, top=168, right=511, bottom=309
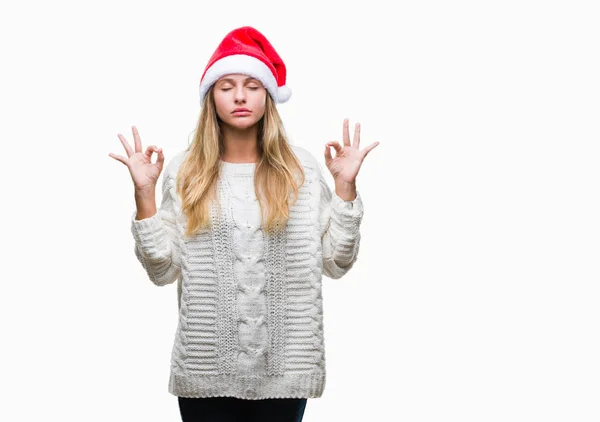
left=176, top=86, right=305, bottom=238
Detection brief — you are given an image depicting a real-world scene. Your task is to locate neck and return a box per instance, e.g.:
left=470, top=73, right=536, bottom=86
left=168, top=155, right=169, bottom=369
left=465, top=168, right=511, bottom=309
left=220, top=123, right=259, bottom=163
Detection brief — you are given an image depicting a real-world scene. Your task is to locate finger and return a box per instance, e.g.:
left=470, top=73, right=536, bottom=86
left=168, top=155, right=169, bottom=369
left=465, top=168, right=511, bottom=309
left=324, top=144, right=333, bottom=167
left=353, top=122, right=361, bottom=149
left=145, top=145, right=159, bottom=162
left=108, top=152, right=128, bottom=165
left=326, top=141, right=343, bottom=156
left=342, top=118, right=351, bottom=147
left=361, top=141, right=380, bottom=158
left=117, top=133, right=134, bottom=158
left=132, top=126, right=142, bottom=154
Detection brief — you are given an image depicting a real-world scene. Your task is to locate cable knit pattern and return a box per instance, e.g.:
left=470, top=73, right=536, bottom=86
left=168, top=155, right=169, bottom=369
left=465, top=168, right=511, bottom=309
left=130, top=145, right=364, bottom=399
left=264, top=221, right=286, bottom=376
left=223, top=163, right=270, bottom=380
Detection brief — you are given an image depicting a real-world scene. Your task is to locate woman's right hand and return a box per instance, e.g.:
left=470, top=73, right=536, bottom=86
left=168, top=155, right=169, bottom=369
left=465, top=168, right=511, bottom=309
left=108, top=126, right=165, bottom=192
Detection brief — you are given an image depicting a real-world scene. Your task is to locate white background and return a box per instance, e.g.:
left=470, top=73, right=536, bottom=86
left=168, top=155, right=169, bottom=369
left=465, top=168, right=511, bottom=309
left=1, top=0, right=599, bottom=421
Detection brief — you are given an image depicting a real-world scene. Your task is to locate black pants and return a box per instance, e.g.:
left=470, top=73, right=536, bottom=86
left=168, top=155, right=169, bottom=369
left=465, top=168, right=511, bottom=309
left=178, top=396, right=307, bottom=422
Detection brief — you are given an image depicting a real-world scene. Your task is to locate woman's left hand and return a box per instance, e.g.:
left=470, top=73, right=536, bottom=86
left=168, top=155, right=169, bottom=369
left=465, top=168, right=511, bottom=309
left=324, top=118, right=379, bottom=184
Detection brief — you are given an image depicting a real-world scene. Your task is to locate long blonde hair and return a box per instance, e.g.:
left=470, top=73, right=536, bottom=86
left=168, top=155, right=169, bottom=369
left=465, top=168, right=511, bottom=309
left=176, top=85, right=305, bottom=238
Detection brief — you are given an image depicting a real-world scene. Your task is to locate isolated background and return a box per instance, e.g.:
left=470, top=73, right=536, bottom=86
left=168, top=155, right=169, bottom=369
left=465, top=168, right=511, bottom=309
left=1, top=0, right=599, bottom=421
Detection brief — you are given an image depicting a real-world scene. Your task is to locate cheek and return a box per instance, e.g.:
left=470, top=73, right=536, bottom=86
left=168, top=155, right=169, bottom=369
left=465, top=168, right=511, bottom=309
left=213, top=95, right=228, bottom=116
left=252, top=92, right=267, bottom=109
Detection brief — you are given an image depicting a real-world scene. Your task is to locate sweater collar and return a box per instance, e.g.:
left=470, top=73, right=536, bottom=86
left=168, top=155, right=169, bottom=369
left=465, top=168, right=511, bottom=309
left=219, top=160, right=256, bottom=176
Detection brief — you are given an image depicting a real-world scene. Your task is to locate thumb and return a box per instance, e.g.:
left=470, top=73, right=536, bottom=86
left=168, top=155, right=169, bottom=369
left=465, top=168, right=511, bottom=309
left=324, top=144, right=333, bottom=168
left=156, top=148, right=165, bottom=168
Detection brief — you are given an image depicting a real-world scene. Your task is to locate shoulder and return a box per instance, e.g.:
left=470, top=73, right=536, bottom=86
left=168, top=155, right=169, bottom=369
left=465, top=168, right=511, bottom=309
left=290, top=144, right=323, bottom=175
left=163, top=147, right=190, bottom=180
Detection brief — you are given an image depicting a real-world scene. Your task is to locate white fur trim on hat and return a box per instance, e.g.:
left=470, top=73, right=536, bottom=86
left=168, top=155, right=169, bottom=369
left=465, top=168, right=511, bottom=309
left=199, top=54, right=290, bottom=105
left=277, top=85, right=292, bottom=103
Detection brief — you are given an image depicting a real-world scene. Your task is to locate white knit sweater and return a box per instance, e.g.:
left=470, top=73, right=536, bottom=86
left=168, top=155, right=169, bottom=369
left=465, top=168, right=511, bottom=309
left=130, top=144, right=364, bottom=399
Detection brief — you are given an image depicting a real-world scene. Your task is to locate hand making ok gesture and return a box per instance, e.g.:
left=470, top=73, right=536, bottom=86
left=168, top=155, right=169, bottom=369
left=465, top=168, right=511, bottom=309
left=108, top=126, right=165, bottom=193
left=324, top=119, right=379, bottom=185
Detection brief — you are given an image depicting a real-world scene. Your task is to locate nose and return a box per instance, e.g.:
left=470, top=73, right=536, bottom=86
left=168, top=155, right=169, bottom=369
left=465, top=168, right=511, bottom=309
left=234, top=85, right=246, bottom=103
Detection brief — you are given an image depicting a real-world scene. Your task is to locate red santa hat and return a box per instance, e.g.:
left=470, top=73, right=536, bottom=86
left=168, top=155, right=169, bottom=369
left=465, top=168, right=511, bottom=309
left=199, top=26, right=292, bottom=105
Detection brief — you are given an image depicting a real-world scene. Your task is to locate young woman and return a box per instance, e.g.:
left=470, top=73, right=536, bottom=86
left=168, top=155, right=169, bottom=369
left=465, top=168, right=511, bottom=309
left=109, top=26, right=378, bottom=422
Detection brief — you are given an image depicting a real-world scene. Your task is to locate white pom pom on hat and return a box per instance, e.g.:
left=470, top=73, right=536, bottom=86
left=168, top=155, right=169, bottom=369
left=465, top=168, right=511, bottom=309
left=199, top=26, right=292, bottom=105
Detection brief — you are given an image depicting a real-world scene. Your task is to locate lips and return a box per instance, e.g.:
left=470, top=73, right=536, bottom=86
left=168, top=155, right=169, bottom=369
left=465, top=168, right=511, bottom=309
left=232, top=108, right=250, bottom=113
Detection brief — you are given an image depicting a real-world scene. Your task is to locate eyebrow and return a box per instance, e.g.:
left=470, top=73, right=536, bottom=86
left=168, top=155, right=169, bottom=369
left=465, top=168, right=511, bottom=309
left=217, top=77, right=260, bottom=84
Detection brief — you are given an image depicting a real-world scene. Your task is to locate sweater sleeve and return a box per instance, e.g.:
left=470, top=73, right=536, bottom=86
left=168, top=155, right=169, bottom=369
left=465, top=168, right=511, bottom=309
left=318, top=169, right=364, bottom=279
left=130, top=172, right=182, bottom=286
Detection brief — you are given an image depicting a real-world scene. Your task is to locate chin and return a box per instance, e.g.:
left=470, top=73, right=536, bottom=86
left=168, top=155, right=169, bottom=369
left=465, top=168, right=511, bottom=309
left=225, top=118, right=260, bottom=130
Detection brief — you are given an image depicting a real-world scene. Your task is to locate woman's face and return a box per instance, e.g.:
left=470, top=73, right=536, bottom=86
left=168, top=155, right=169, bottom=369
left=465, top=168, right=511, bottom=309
left=213, top=74, right=267, bottom=130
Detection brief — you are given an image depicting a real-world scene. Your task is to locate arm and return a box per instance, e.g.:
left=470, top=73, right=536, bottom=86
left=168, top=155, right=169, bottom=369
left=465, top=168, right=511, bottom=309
left=130, top=171, right=182, bottom=286
left=318, top=168, right=364, bottom=279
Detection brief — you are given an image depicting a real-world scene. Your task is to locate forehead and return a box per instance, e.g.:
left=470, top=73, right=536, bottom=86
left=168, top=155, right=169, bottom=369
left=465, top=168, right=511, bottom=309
left=217, top=74, right=261, bottom=83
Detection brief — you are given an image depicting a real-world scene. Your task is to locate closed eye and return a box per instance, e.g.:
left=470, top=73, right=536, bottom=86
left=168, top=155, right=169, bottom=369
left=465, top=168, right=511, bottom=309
left=221, top=87, right=259, bottom=91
